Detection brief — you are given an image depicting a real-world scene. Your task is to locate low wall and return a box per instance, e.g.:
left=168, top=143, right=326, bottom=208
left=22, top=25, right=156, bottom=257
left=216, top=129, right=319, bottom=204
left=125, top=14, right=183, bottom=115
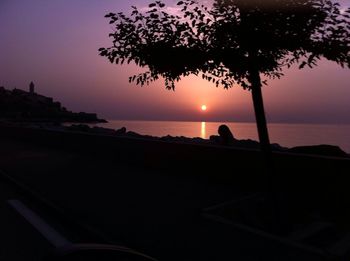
left=1, top=124, right=349, bottom=173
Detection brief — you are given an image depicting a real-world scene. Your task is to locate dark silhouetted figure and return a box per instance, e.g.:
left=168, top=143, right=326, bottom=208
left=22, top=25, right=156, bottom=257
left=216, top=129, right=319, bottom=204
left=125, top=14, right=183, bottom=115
left=218, top=124, right=235, bottom=146
left=29, top=81, right=35, bottom=94
left=116, top=127, right=127, bottom=135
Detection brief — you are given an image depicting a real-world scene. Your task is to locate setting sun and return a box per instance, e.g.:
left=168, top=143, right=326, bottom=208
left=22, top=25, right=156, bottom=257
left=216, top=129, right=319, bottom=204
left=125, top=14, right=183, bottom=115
left=201, top=105, right=207, bottom=111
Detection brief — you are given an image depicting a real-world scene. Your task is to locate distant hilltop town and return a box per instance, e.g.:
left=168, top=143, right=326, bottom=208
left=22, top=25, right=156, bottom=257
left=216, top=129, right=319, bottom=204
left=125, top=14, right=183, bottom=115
left=0, top=82, right=106, bottom=123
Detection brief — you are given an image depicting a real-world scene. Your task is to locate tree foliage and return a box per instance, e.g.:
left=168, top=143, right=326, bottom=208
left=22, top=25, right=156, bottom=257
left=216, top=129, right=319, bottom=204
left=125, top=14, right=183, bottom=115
left=99, top=0, right=350, bottom=90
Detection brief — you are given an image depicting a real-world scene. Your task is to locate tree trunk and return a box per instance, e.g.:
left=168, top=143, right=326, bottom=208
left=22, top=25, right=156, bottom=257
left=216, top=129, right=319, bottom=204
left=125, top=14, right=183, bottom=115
left=250, top=69, right=272, bottom=159
left=249, top=68, right=286, bottom=233
left=249, top=68, right=274, bottom=200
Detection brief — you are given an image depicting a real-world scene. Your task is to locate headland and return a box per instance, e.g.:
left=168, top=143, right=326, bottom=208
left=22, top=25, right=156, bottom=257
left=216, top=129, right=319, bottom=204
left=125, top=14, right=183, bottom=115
left=0, top=83, right=106, bottom=123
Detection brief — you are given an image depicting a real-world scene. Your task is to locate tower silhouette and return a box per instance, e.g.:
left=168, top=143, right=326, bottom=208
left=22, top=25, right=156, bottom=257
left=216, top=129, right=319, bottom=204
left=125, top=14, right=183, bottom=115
left=29, top=81, right=35, bottom=94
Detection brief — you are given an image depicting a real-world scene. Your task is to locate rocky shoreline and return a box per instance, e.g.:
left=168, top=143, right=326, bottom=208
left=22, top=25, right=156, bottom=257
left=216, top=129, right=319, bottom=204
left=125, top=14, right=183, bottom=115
left=1, top=119, right=348, bottom=158
left=60, top=123, right=349, bottom=158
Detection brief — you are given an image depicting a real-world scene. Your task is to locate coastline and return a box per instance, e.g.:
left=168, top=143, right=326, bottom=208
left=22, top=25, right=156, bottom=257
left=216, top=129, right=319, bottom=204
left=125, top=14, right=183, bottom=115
left=1, top=121, right=349, bottom=158
left=91, top=120, right=350, bottom=154
left=0, top=122, right=349, bottom=164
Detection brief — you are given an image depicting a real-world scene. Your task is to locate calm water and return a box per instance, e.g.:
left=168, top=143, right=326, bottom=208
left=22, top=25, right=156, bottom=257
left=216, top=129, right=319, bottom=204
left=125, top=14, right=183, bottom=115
left=90, top=120, right=350, bottom=153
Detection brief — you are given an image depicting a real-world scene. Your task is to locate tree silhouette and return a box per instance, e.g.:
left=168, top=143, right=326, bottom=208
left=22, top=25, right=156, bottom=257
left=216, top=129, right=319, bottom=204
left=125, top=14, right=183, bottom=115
left=100, top=0, right=349, bottom=173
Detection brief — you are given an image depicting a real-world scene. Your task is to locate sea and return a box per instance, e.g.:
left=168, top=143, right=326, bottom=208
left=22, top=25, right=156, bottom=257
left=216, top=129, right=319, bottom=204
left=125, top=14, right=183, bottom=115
left=88, top=120, right=350, bottom=153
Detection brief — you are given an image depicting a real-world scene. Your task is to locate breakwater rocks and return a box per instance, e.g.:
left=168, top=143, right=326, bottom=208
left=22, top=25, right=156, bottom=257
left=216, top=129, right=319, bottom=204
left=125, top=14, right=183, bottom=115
left=65, top=124, right=349, bottom=158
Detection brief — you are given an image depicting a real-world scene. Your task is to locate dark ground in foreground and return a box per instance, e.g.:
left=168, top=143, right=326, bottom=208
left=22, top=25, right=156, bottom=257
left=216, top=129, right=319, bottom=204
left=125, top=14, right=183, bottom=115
left=1, top=133, right=350, bottom=261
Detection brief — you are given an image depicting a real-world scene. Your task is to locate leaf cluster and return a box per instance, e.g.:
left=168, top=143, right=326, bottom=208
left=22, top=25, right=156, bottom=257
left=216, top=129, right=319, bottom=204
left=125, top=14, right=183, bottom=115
left=99, top=0, right=350, bottom=90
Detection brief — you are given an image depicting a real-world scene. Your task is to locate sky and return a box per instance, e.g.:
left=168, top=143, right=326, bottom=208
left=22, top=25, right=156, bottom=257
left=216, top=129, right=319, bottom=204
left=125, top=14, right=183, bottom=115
left=0, top=0, right=349, bottom=124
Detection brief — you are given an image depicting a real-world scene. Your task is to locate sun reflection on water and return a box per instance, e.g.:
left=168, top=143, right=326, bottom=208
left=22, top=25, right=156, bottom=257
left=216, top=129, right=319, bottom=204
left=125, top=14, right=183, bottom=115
left=201, top=122, right=206, bottom=139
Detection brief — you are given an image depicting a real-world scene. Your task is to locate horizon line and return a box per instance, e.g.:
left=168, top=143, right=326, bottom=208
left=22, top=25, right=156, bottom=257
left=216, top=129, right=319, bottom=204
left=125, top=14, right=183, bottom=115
left=102, top=118, right=350, bottom=125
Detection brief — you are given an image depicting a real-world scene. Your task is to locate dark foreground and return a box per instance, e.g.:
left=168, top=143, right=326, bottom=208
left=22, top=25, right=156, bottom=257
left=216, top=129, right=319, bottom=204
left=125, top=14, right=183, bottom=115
left=1, top=126, right=350, bottom=261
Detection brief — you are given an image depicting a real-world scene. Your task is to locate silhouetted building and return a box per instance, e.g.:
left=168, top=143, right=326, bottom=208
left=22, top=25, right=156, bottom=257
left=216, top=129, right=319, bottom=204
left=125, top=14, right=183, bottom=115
left=29, top=81, right=35, bottom=94
left=0, top=85, right=106, bottom=123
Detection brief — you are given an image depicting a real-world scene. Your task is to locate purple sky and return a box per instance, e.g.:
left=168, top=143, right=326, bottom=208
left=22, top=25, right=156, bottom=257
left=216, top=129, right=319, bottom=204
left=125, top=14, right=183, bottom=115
left=0, top=0, right=349, bottom=123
